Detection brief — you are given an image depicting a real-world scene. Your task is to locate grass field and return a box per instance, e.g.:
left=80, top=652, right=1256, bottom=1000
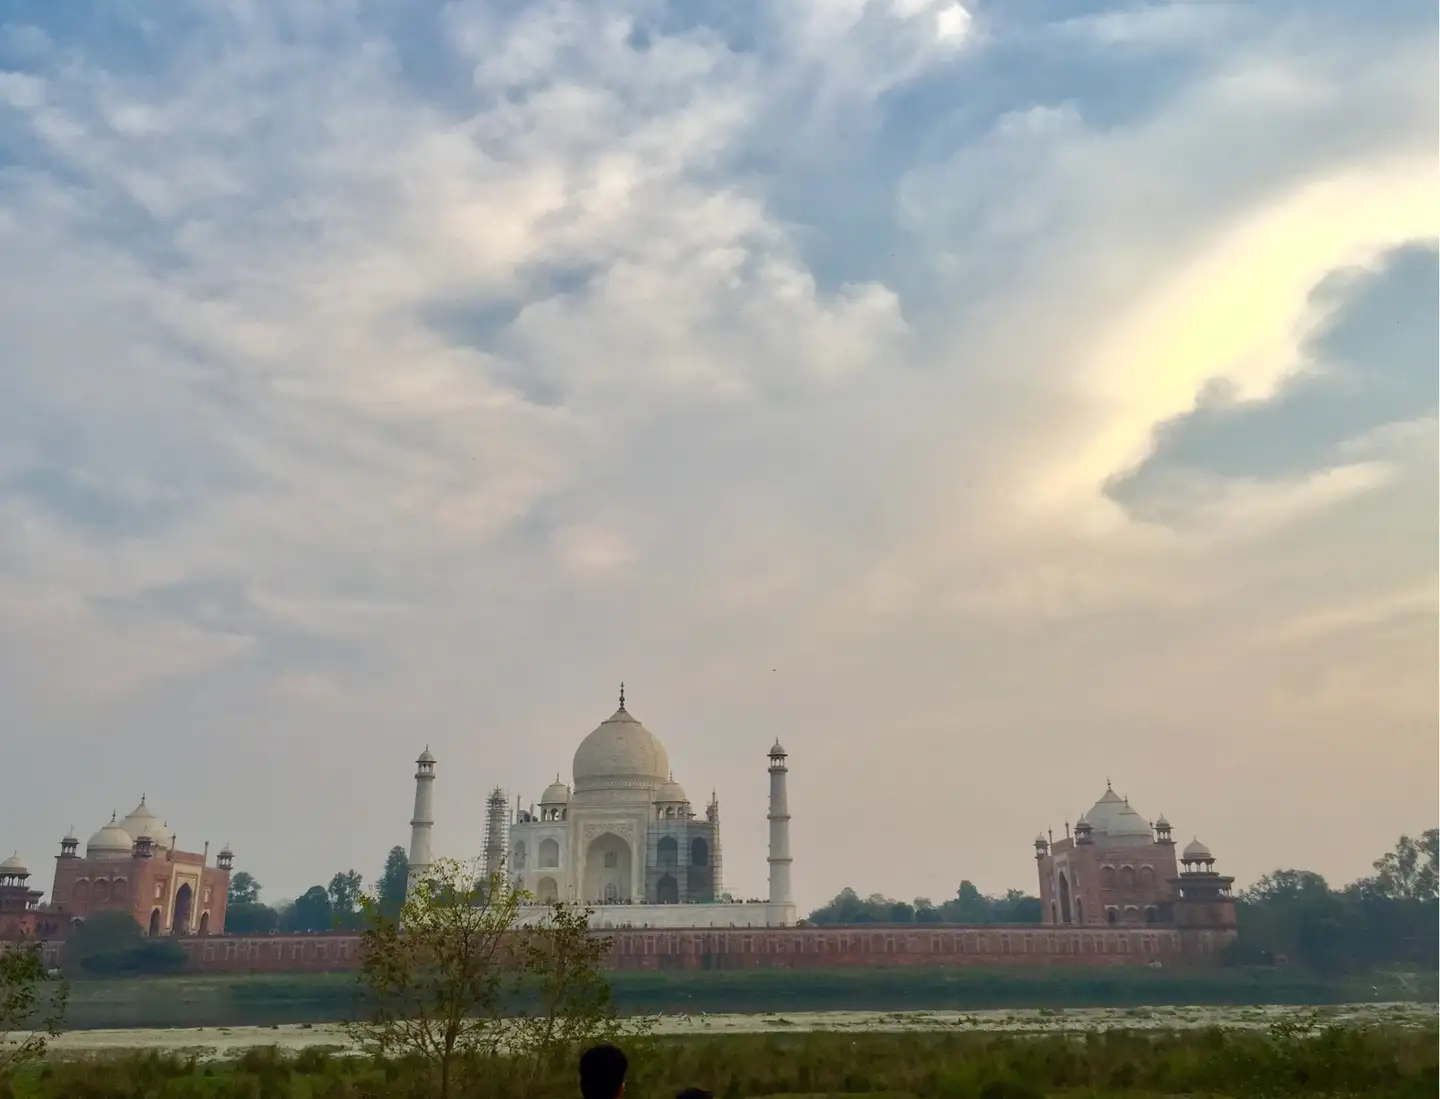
left=58, top=966, right=1437, bottom=1030
left=8, top=1024, right=1439, bottom=1098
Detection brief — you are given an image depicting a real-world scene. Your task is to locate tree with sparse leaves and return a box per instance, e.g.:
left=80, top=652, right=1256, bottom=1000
left=347, top=857, right=639, bottom=1099
left=507, top=899, right=638, bottom=1094
left=0, top=943, right=67, bottom=1078
left=347, top=858, right=520, bottom=1099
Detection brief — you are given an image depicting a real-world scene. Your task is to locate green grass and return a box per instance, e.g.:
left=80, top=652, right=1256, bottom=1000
left=7, top=1026, right=1438, bottom=1098
left=57, top=967, right=1437, bottom=1030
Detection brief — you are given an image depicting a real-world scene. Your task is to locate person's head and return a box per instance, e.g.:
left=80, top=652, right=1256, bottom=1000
left=579, top=1043, right=628, bottom=1099
left=676, top=1090, right=714, bottom=1099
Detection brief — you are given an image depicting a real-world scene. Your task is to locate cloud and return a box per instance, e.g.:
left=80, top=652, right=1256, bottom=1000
left=1055, top=2, right=1244, bottom=51
left=1109, top=242, right=1439, bottom=519
left=0, top=0, right=1434, bottom=907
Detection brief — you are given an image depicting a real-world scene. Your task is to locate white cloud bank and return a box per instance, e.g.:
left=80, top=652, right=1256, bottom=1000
left=0, top=0, right=1434, bottom=905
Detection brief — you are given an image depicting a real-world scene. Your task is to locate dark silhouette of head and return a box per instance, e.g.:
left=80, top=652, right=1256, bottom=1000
left=676, top=1090, right=714, bottom=1099
left=579, top=1043, right=628, bottom=1099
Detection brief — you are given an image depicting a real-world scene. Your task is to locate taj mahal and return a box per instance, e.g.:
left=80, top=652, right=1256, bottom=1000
left=403, top=687, right=797, bottom=929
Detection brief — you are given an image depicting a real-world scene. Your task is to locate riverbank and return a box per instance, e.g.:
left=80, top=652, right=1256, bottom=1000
left=59, top=965, right=1435, bottom=1029
left=32, top=1002, right=1440, bottom=1057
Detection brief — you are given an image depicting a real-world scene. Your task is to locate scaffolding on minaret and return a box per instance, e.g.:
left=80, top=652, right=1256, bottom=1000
left=706, top=791, right=724, bottom=899
left=482, top=786, right=509, bottom=882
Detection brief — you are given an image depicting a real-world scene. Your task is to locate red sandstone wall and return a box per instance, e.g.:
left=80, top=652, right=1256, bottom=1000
left=184, top=932, right=364, bottom=973
left=175, top=924, right=1210, bottom=975
left=603, top=926, right=1184, bottom=971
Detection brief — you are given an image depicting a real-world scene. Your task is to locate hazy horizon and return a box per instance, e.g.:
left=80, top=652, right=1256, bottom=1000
left=1, top=1, right=1436, bottom=911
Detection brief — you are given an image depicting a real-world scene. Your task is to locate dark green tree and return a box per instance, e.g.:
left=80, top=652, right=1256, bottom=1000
left=66, top=911, right=143, bottom=968
left=329, top=870, right=365, bottom=929
left=378, top=845, right=410, bottom=921
left=946, top=880, right=994, bottom=923
left=1230, top=832, right=1440, bottom=973
left=225, top=901, right=280, bottom=934
left=66, top=911, right=185, bottom=976
left=994, top=888, right=1045, bottom=923
left=1372, top=830, right=1438, bottom=901
left=284, top=886, right=334, bottom=933
left=807, top=883, right=1043, bottom=926
left=227, top=870, right=261, bottom=906
left=913, top=897, right=944, bottom=924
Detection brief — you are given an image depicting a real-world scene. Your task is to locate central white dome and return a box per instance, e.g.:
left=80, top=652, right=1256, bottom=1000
left=572, top=702, right=670, bottom=793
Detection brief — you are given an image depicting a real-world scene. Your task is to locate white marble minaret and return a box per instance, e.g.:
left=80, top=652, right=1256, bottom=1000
left=766, top=739, right=794, bottom=914
left=407, top=747, right=436, bottom=891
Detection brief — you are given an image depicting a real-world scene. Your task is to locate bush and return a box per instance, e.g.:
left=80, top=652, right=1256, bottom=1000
left=78, top=940, right=188, bottom=977
left=66, top=911, right=144, bottom=970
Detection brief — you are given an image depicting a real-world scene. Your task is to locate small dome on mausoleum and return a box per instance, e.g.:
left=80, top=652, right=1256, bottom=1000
left=656, top=775, right=689, bottom=804
left=540, top=777, right=571, bottom=804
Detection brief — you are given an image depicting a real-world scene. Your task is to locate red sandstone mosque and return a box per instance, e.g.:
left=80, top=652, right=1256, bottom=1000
left=1035, top=781, right=1236, bottom=947
left=0, top=797, right=232, bottom=941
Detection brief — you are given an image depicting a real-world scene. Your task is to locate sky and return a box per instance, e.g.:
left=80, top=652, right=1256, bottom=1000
left=0, top=0, right=1435, bottom=911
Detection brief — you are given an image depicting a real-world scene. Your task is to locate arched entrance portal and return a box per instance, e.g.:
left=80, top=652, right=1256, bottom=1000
left=656, top=874, right=679, bottom=905
left=1058, top=871, right=1073, bottom=925
left=582, top=833, right=632, bottom=905
left=172, top=883, right=193, bottom=935
left=198, top=911, right=210, bottom=935
left=149, top=909, right=161, bottom=936
left=536, top=877, right=559, bottom=904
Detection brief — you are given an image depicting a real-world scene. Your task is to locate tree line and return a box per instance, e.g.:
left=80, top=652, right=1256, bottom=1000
left=224, top=846, right=411, bottom=934
left=806, top=830, right=1438, bottom=975
left=806, top=881, right=1043, bottom=925
left=1227, top=829, right=1437, bottom=974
